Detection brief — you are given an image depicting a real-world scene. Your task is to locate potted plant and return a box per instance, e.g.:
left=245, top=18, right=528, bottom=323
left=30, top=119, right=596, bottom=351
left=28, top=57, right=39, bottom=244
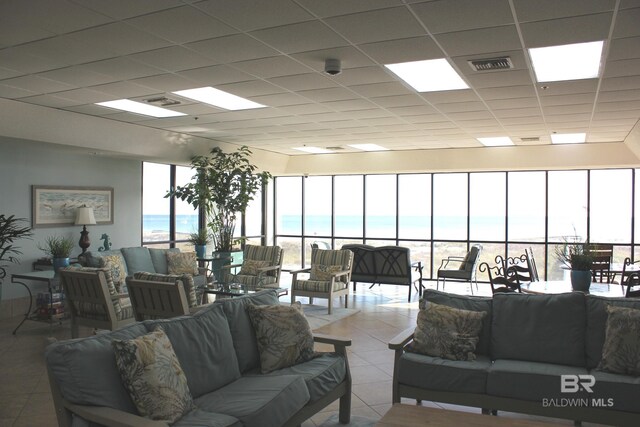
left=38, top=235, right=75, bottom=273
left=0, top=214, right=32, bottom=301
left=167, top=146, right=271, bottom=279
left=188, top=228, right=209, bottom=259
left=554, top=234, right=593, bottom=292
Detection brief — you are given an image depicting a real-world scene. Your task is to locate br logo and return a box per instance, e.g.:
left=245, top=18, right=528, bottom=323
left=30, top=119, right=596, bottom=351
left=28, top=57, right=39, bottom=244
left=561, top=375, right=595, bottom=393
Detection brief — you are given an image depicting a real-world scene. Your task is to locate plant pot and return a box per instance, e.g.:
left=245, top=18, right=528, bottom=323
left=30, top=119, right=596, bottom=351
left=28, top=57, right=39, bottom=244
left=53, top=257, right=70, bottom=274
left=195, top=244, right=206, bottom=259
left=210, top=250, right=243, bottom=282
left=570, top=269, right=592, bottom=293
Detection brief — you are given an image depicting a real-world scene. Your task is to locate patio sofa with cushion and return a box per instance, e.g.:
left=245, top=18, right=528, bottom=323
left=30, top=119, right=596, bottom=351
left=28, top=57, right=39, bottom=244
left=389, top=289, right=640, bottom=426
left=45, top=289, right=352, bottom=427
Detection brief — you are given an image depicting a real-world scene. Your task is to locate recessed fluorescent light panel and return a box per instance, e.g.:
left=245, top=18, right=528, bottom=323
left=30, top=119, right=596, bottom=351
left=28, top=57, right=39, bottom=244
left=551, top=133, right=586, bottom=144
left=96, top=99, right=186, bottom=118
left=348, top=144, right=389, bottom=152
left=385, top=58, right=469, bottom=92
left=293, top=146, right=334, bottom=154
left=173, top=87, right=265, bottom=111
left=477, top=137, right=513, bottom=147
left=529, top=41, right=604, bottom=82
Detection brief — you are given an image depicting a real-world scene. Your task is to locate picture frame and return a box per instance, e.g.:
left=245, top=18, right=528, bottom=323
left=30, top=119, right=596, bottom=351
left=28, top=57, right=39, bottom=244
left=32, top=185, right=114, bottom=228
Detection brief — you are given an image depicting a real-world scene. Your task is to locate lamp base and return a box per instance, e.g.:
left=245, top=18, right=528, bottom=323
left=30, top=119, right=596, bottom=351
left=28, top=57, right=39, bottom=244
left=79, top=225, right=91, bottom=254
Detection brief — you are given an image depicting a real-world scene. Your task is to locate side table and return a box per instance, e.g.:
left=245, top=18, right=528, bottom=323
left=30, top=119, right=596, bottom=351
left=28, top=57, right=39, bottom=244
left=11, top=270, right=64, bottom=335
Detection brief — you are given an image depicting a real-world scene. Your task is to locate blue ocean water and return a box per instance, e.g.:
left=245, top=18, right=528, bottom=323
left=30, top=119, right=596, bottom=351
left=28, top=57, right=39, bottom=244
left=143, top=214, right=199, bottom=233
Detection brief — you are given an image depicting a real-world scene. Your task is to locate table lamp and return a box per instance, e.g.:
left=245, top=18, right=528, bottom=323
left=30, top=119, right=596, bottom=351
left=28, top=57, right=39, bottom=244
left=75, top=206, right=97, bottom=254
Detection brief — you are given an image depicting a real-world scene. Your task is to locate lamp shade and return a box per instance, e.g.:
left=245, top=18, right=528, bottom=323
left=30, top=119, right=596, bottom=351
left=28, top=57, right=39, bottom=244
left=75, top=206, right=97, bottom=225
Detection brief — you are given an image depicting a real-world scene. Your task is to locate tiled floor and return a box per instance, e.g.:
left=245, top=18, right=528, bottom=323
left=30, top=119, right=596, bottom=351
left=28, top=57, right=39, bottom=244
left=0, top=280, right=607, bottom=426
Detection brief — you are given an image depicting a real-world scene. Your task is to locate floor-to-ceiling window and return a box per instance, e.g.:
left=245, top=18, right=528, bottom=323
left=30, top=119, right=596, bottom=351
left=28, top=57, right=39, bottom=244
left=274, top=168, right=638, bottom=282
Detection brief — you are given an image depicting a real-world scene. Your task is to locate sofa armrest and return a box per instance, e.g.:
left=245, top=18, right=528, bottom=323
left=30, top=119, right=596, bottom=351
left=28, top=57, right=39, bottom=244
left=66, top=403, right=168, bottom=427
left=314, top=333, right=351, bottom=356
left=388, top=327, right=415, bottom=351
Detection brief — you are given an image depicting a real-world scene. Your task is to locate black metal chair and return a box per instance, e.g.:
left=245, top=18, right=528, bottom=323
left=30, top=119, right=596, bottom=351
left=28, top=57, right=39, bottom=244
left=437, top=244, right=482, bottom=295
left=479, top=262, right=522, bottom=294
left=621, top=257, right=640, bottom=297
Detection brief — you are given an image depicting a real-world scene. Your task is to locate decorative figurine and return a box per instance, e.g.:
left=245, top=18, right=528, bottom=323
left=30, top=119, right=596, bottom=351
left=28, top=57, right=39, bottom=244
left=98, top=233, right=112, bottom=252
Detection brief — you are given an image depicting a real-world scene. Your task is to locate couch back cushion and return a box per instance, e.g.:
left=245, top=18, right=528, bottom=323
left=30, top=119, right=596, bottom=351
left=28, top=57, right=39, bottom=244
left=214, top=289, right=281, bottom=373
left=83, top=250, right=127, bottom=273
left=144, top=303, right=240, bottom=398
left=373, top=246, right=411, bottom=285
left=491, top=292, right=587, bottom=366
left=121, top=247, right=156, bottom=274
left=149, top=248, right=181, bottom=274
left=423, top=289, right=493, bottom=356
left=45, top=322, right=148, bottom=412
left=585, top=295, right=640, bottom=368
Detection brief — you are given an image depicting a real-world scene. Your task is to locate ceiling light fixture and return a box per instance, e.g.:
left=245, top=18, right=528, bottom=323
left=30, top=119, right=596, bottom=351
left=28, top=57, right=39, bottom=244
left=96, top=99, right=186, bottom=118
left=551, top=133, right=586, bottom=144
left=173, top=87, right=265, bottom=110
left=385, top=58, right=469, bottom=92
left=529, top=41, right=604, bottom=82
left=477, top=137, right=514, bottom=147
left=293, top=146, right=334, bottom=154
left=348, top=143, right=389, bottom=151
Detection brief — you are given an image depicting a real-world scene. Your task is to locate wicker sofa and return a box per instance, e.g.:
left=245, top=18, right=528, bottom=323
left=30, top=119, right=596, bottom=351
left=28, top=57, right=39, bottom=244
left=389, top=289, right=640, bottom=426
left=45, top=290, right=352, bottom=427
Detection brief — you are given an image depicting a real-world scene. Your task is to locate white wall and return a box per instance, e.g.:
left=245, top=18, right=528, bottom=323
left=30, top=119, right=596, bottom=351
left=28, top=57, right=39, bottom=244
left=0, top=137, right=142, bottom=302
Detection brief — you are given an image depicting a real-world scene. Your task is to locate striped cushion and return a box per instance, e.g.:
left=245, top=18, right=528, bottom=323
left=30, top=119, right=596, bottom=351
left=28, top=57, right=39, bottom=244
left=133, top=272, right=198, bottom=308
left=294, top=280, right=348, bottom=292
left=312, top=249, right=353, bottom=271
left=244, top=245, right=282, bottom=278
left=64, top=266, right=124, bottom=319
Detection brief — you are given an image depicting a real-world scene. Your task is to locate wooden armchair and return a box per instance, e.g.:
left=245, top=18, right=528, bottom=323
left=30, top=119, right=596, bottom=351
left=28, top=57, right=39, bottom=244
left=220, top=245, right=283, bottom=289
left=291, top=248, right=354, bottom=314
left=59, top=268, right=135, bottom=338
left=125, top=277, right=191, bottom=321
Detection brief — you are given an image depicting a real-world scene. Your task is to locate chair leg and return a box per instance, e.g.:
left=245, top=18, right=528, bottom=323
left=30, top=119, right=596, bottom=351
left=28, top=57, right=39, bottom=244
left=71, top=319, right=79, bottom=339
left=328, top=297, right=333, bottom=315
left=309, top=297, right=314, bottom=305
left=469, top=280, right=474, bottom=295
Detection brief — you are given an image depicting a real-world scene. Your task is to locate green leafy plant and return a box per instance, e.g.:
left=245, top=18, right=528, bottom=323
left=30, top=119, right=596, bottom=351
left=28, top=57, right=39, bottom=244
left=0, top=214, right=33, bottom=283
left=188, top=228, right=209, bottom=246
left=38, top=235, right=74, bottom=259
left=554, top=234, right=593, bottom=271
left=166, top=146, right=271, bottom=252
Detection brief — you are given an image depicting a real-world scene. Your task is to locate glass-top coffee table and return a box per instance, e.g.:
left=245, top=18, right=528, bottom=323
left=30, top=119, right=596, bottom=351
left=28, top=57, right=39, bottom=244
left=199, top=283, right=288, bottom=303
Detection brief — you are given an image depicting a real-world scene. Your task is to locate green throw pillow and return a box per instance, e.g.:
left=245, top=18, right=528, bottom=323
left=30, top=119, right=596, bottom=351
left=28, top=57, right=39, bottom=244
left=112, top=328, right=194, bottom=423
left=408, top=301, right=486, bottom=361
left=246, top=302, right=316, bottom=374
left=597, top=305, right=640, bottom=375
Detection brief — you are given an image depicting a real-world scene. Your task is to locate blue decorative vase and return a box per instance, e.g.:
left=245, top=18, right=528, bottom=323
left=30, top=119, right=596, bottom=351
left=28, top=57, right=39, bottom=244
left=53, top=257, right=70, bottom=274
left=570, top=270, right=591, bottom=293
left=195, top=245, right=206, bottom=259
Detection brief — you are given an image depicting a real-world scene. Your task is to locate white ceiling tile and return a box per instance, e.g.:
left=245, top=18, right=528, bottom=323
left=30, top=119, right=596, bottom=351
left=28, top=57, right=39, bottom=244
left=129, top=46, right=215, bottom=73
left=81, top=57, right=164, bottom=81
left=540, top=93, right=596, bottom=106
left=74, top=0, right=184, bottom=19
left=337, top=66, right=397, bottom=86
left=604, top=58, right=640, bottom=78
left=196, top=0, right=313, bottom=31
left=127, top=6, right=236, bottom=44
left=601, top=75, right=640, bottom=91
left=436, top=101, right=488, bottom=113
left=465, top=69, right=534, bottom=88
left=387, top=105, right=439, bottom=116
left=598, top=89, right=640, bottom=102
left=349, top=82, right=412, bottom=98
left=477, top=85, right=537, bottom=99
left=297, top=87, right=358, bottom=102
left=486, top=97, right=540, bottom=109
left=37, top=66, right=114, bottom=87
left=50, top=88, right=115, bottom=104
left=412, top=0, right=514, bottom=34
left=436, top=26, right=522, bottom=57
left=91, top=81, right=159, bottom=98
left=321, top=99, right=378, bottom=111
left=543, top=104, right=594, bottom=115
left=177, top=65, right=255, bottom=86
left=251, top=92, right=311, bottom=107
left=325, top=7, right=425, bottom=45
left=72, top=22, right=171, bottom=56
left=186, top=34, right=279, bottom=63
left=513, top=0, right=615, bottom=22
left=268, top=73, right=338, bottom=91
left=232, top=56, right=313, bottom=78
left=0, top=66, right=21, bottom=80
left=1, top=75, right=75, bottom=94
left=359, top=37, right=444, bottom=64
left=251, top=21, right=349, bottom=54
left=0, top=46, right=67, bottom=73
left=218, top=79, right=287, bottom=98
left=596, top=100, right=640, bottom=111
left=421, top=90, right=481, bottom=104
left=20, top=94, right=82, bottom=108
left=613, top=7, right=640, bottom=38
left=296, top=0, right=405, bottom=18
left=520, top=13, right=613, bottom=48
left=291, top=46, right=376, bottom=71
left=0, top=84, right=39, bottom=98
left=608, top=36, right=640, bottom=61
left=130, top=74, right=201, bottom=92
left=371, top=94, right=426, bottom=108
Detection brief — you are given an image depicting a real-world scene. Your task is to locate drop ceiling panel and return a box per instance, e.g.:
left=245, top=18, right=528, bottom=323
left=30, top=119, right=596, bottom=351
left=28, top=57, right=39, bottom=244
left=348, top=82, right=413, bottom=98
left=250, top=21, right=349, bottom=54
left=358, top=37, right=444, bottom=64
left=604, top=58, right=640, bottom=78
left=129, top=46, right=214, bottom=73
left=295, top=0, right=405, bottom=18
left=436, top=26, right=522, bottom=57
left=411, top=0, right=514, bottom=34
left=186, top=34, right=279, bottom=63
left=464, top=70, right=534, bottom=88
left=37, top=66, right=114, bottom=87
left=607, top=36, right=640, bottom=61
left=512, top=0, right=615, bottom=22
left=126, top=6, right=236, bottom=44
left=231, top=56, right=313, bottom=78
left=611, top=7, right=640, bottom=38
left=371, top=94, right=427, bottom=108
left=268, top=73, right=338, bottom=91
left=81, top=57, right=164, bottom=81
left=195, top=0, right=314, bottom=31
left=75, top=0, right=184, bottom=20
left=520, top=13, right=613, bottom=48
left=177, top=65, right=254, bottom=86
left=291, top=46, right=376, bottom=71
left=74, top=23, right=171, bottom=56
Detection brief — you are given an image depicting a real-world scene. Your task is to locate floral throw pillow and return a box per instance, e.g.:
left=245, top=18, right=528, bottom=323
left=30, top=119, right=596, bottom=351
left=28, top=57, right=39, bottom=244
left=239, top=259, right=271, bottom=276
left=246, top=302, right=316, bottom=374
left=597, top=305, right=640, bottom=375
left=112, top=328, right=194, bottom=422
left=309, top=264, right=344, bottom=281
left=407, top=301, right=486, bottom=361
left=167, top=252, right=199, bottom=275
left=98, top=254, right=126, bottom=291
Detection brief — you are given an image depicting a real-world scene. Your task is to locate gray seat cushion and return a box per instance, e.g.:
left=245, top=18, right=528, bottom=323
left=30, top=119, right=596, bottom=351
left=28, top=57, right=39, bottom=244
left=397, top=352, right=492, bottom=394
left=488, top=359, right=589, bottom=402
left=144, top=303, right=241, bottom=398
left=195, top=375, right=309, bottom=427
left=423, top=289, right=493, bottom=356
left=437, top=269, right=472, bottom=280
left=585, top=295, right=640, bottom=369
left=173, top=409, right=242, bottom=427
left=263, top=353, right=346, bottom=403
left=590, top=370, right=640, bottom=414
left=491, top=292, right=587, bottom=366
left=121, top=247, right=156, bottom=274
left=45, top=322, right=149, bottom=413
left=214, top=290, right=281, bottom=373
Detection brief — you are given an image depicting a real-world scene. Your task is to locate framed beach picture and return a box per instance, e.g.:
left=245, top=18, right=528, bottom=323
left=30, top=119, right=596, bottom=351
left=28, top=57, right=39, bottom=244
left=32, top=185, right=114, bottom=228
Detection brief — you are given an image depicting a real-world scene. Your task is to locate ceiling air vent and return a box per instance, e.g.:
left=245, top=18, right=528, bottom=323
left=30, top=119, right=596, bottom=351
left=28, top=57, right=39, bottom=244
left=326, top=146, right=344, bottom=150
left=468, top=57, right=513, bottom=72
left=144, top=96, right=181, bottom=107
left=520, top=137, right=540, bottom=142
